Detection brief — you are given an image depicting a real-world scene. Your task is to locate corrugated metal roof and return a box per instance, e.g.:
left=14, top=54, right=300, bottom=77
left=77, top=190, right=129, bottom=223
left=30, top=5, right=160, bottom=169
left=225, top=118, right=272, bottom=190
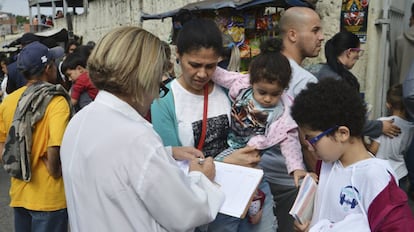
left=141, top=0, right=278, bottom=21
left=28, top=0, right=90, bottom=7
left=141, top=0, right=313, bottom=21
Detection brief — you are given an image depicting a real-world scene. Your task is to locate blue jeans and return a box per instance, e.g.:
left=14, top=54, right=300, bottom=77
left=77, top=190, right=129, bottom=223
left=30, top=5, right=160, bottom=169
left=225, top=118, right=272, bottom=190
left=200, top=180, right=277, bottom=232
left=14, top=207, right=68, bottom=232
left=268, top=183, right=298, bottom=232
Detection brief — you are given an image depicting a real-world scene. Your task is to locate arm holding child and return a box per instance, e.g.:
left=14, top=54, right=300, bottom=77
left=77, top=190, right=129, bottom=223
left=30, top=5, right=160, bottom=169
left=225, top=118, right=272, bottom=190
left=212, top=67, right=250, bottom=99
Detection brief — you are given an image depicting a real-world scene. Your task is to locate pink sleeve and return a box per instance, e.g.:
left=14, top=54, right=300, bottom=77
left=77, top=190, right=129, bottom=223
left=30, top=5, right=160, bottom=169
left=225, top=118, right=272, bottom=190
left=212, top=67, right=250, bottom=99
left=247, top=127, right=305, bottom=174
left=279, top=129, right=305, bottom=174
left=248, top=94, right=305, bottom=174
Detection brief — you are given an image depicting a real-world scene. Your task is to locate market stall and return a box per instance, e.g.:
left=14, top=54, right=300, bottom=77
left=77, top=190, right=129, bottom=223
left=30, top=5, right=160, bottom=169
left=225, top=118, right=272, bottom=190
left=141, top=0, right=315, bottom=71
left=3, top=28, right=80, bottom=50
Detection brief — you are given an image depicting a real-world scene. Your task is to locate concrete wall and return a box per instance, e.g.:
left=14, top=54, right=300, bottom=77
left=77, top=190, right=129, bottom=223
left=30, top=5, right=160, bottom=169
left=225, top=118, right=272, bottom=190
left=304, top=1, right=384, bottom=118
left=364, top=0, right=385, bottom=118
left=60, top=0, right=411, bottom=119
left=54, top=0, right=197, bottom=43
left=55, top=0, right=143, bottom=43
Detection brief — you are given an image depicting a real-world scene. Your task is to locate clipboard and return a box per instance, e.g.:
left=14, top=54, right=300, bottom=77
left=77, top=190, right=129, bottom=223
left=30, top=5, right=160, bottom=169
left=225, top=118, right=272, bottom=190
left=213, top=161, right=264, bottom=218
left=176, top=160, right=264, bottom=218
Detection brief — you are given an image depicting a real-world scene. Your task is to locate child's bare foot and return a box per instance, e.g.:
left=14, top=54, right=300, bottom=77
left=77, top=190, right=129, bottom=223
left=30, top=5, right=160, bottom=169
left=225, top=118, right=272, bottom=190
left=249, top=208, right=263, bottom=224
left=248, top=189, right=265, bottom=224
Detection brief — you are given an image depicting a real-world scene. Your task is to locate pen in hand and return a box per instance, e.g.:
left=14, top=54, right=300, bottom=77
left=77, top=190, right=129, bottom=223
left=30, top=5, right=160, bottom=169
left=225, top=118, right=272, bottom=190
left=189, top=157, right=215, bottom=181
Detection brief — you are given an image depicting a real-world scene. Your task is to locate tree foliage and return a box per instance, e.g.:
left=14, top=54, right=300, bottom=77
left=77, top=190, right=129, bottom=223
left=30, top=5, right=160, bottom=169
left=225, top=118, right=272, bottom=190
left=16, top=15, right=29, bottom=25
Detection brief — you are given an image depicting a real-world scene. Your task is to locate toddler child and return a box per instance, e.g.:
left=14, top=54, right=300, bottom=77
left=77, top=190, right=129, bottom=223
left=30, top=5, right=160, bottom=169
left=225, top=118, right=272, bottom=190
left=61, top=51, right=98, bottom=111
left=212, top=38, right=307, bottom=224
left=367, top=84, right=414, bottom=190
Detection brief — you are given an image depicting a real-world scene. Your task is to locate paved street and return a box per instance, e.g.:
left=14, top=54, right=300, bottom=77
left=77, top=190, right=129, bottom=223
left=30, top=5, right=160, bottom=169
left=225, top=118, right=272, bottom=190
left=0, top=167, right=13, bottom=232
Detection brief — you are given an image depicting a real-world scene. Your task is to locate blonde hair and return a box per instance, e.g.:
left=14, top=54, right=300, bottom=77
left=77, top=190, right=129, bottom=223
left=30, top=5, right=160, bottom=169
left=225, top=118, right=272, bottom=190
left=88, top=26, right=166, bottom=104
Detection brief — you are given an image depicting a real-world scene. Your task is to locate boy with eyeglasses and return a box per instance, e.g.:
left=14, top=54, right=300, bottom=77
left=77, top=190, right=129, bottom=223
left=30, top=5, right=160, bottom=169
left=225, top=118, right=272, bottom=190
left=291, top=79, right=414, bottom=231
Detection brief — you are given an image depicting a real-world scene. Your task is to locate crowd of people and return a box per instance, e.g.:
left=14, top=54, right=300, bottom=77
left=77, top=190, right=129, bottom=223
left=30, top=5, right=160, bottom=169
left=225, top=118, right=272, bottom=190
left=1, top=4, right=414, bottom=232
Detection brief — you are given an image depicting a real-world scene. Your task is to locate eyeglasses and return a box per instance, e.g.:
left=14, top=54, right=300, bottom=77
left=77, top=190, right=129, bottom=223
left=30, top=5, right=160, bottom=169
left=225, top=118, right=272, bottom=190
left=159, top=82, right=169, bottom=98
left=349, top=48, right=364, bottom=56
left=305, top=125, right=339, bottom=150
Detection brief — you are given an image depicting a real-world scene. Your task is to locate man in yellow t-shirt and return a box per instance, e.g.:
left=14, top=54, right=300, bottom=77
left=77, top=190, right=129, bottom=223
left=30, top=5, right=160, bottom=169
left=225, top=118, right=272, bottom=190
left=0, top=41, right=71, bottom=232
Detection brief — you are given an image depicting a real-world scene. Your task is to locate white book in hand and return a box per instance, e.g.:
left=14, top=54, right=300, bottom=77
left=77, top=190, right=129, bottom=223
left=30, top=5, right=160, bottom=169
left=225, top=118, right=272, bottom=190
left=289, top=173, right=317, bottom=225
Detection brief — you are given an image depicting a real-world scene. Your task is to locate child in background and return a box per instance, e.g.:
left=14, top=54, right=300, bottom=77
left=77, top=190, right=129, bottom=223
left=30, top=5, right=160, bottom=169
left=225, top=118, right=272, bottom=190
left=291, top=79, right=414, bottom=232
left=367, top=84, right=414, bottom=190
left=212, top=38, right=307, bottom=224
left=61, top=52, right=98, bottom=111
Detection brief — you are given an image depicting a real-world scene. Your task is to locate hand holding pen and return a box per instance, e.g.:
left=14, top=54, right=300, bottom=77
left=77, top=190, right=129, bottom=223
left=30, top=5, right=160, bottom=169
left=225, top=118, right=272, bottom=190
left=189, top=157, right=216, bottom=181
left=171, top=146, right=215, bottom=181
left=198, top=157, right=205, bottom=165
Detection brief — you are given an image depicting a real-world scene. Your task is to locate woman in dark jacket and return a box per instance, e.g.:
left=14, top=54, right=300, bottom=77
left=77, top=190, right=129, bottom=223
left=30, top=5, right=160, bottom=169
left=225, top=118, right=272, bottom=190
left=308, top=31, right=400, bottom=138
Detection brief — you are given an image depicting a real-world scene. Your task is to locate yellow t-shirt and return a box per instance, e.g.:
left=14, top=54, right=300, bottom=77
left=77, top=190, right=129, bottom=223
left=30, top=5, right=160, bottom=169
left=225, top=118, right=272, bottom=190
left=0, top=86, right=70, bottom=211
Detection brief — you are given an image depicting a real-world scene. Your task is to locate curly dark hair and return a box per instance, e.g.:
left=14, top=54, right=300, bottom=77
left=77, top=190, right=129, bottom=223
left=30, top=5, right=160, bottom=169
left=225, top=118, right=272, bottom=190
left=291, top=79, right=366, bottom=136
left=249, top=38, right=291, bottom=89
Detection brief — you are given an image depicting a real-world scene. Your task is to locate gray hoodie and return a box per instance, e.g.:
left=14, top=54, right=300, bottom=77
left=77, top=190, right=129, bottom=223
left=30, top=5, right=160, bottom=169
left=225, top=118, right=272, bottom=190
left=395, top=26, right=414, bottom=83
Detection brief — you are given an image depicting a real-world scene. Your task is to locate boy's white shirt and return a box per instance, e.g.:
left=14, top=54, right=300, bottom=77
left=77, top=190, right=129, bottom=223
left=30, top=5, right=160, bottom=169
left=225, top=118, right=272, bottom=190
left=310, top=213, right=370, bottom=232
left=311, top=158, right=397, bottom=228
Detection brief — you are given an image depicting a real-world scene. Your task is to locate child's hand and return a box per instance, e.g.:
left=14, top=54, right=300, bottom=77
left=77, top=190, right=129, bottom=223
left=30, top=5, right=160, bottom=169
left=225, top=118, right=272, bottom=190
left=294, top=220, right=310, bottom=232
left=308, top=172, right=319, bottom=183
left=293, top=171, right=319, bottom=187
left=293, top=169, right=307, bottom=187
